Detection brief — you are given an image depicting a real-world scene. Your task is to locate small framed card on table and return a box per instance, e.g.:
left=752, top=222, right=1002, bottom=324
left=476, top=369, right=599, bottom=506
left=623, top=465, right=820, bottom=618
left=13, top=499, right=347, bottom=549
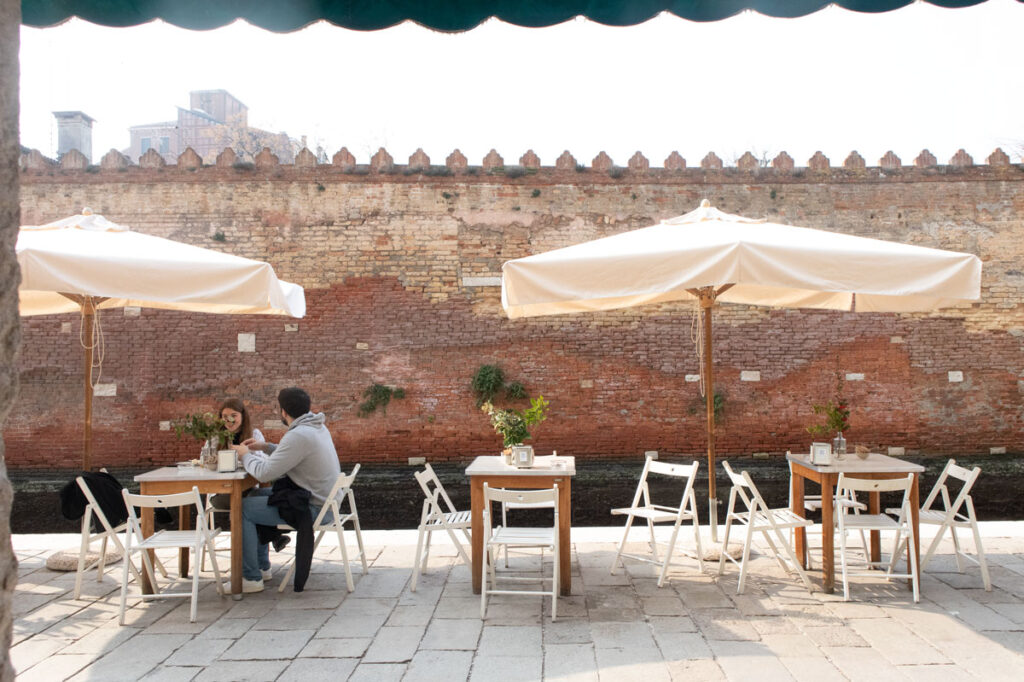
left=810, top=442, right=833, bottom=465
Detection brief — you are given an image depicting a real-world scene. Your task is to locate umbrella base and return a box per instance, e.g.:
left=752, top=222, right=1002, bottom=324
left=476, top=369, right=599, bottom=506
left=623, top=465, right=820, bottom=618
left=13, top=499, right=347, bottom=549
left=684, top=543, right=743, bottom=563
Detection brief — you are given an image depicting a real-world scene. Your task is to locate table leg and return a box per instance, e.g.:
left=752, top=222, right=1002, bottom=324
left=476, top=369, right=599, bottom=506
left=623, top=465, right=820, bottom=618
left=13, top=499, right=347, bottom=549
left=909, top=474, right=921, bottom=590
left=141, top=506, right=155, bottom=594
left=869, top=491, right=881, bottom=564
left=178, top=504, right=191, bottom=578
left=792, top=474, right=806, bottom=568
left=821, top=476, right=835, bottom=594
left=558, top=480, right=572, bottom=596
left=471, top=478, right=484, bottom=594
left=230, top=481, right=243, bottom=599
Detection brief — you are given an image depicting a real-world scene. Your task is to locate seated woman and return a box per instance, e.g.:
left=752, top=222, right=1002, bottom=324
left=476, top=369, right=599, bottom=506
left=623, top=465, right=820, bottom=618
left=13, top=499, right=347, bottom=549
left=207, top=397, right=263, bottom=509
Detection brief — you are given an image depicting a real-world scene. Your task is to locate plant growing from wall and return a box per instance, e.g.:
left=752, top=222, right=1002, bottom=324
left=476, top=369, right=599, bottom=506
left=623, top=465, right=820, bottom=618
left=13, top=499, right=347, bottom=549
left=471, top=364, right=505, bottom=406
left=358, top=383, right=406, bottom=417
left=504, top=381, right=527, bottom=400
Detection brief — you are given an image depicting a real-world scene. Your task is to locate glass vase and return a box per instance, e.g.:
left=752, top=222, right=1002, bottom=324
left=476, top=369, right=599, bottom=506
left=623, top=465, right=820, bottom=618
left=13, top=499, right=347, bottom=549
left=201, top=437, right=219, bottom=470
left=832, top=431, right=847, bottom=457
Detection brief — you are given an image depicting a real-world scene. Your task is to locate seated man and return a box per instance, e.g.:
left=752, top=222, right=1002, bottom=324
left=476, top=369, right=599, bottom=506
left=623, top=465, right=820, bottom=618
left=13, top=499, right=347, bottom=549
left=231, top=387, right=341, bottom=593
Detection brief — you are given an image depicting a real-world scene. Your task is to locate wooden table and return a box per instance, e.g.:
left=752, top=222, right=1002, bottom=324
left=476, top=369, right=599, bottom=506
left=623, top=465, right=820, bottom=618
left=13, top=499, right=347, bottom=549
left=787, top=452, right=923, bottom=594
left=134, top=467, right=257, bottom=600
left=466, top=455, right=575, bottom=596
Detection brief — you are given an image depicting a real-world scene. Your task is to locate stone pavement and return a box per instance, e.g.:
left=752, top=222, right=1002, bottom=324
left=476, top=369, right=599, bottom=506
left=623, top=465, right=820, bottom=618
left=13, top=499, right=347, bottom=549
left=9, top=524, right=1024, bottom=681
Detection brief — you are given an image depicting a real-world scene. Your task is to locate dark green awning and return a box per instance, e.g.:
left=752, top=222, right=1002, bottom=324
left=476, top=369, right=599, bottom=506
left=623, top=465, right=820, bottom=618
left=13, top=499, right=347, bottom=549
left=20, top=1, right=1008, bottom=33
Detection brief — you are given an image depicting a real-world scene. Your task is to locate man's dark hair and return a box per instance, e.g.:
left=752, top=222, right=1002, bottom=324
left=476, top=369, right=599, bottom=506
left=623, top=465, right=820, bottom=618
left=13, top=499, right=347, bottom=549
left=278, top=387, right=311, bottom=419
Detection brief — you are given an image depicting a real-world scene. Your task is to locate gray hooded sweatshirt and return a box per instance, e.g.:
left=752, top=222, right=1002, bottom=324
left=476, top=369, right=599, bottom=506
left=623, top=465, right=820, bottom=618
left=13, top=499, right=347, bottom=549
left=241, top=412, right=341, bottom=505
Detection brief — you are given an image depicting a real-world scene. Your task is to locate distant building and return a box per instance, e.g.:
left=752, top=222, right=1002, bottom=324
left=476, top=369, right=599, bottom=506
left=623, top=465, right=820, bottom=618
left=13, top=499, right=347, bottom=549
left=53, top=111, right=94, bottom=163
left=127, top=90, right=297, bottom=164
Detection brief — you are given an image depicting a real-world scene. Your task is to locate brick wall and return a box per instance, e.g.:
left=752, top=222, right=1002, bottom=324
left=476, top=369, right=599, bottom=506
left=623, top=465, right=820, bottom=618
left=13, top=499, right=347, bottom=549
left=8, top=145, right=1024, bottom=470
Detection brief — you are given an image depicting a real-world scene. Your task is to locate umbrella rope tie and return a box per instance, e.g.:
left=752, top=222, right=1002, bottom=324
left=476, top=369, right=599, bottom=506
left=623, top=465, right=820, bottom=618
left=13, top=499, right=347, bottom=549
left=691, top=299, right=705, bottom=398
left=79, top=304, right=105, bottom=388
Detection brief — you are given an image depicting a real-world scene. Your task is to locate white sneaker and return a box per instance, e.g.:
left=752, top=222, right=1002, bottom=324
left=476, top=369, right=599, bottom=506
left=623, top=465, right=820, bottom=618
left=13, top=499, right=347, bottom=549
left=223, top=578, right=264, bottom=594
left=261, top=569, right=273, bottom=581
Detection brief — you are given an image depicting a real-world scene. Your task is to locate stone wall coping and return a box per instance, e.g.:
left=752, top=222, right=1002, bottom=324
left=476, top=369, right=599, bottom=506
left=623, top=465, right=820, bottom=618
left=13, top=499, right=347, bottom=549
left=21, top=146, right=1022, bottom=183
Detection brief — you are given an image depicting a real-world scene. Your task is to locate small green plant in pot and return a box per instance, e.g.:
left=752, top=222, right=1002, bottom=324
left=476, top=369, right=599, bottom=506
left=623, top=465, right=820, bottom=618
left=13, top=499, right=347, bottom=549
left=481, top=396, right=549, bottom=449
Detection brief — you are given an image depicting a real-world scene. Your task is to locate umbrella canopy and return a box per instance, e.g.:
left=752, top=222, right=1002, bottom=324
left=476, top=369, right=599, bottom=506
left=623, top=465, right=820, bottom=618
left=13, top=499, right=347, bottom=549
left=503, top=201, right=981, bottom=318
left=16, top=210, right=306, bottom=469
left=17, top=211, right=305, bottom=317
left=501, top=200, right=982, bottom=538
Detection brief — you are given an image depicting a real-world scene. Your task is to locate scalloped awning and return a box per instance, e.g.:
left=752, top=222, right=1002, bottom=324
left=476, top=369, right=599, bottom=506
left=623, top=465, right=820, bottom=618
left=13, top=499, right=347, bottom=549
left=21, top=1, right=1004, bottom=32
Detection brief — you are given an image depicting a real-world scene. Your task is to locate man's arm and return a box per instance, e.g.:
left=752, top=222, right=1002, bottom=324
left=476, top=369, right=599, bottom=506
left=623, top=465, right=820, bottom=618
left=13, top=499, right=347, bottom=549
left=241, top=437, right=298, bottom=482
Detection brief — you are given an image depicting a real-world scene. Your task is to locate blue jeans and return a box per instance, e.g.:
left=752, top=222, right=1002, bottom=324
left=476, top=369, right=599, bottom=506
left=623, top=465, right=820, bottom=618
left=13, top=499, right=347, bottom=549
left=241, top=488, right=320, bottom=581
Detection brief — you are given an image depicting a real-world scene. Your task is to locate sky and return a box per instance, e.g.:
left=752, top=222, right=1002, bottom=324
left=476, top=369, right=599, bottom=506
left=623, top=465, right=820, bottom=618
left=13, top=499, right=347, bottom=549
left=18, top=0, right=1024, bottom=168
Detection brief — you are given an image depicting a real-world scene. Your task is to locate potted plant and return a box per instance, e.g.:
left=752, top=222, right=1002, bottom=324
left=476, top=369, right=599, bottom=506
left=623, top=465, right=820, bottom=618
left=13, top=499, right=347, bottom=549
left=481, top=396, right=549, bottom=464
left=807, top=374, right=850, bottom=455
left=173, top=412, right=235, bottom=470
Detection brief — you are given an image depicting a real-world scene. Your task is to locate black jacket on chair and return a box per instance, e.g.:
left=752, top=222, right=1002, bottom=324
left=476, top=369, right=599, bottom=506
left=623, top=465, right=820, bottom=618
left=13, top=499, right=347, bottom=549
left=60, top=470, right=173, bottom=530
left=60, top=471, right=127, bottom=530
left=257, top=476, right=314, bottom=591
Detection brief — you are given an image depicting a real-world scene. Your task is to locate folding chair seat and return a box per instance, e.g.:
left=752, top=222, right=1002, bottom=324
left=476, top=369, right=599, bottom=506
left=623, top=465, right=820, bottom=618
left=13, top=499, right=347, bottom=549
left=718, top=461, right=814, bottom=594
left=277, top=464, right=367, bottom=592
left=411, top=463, right=472, bottom=591
left=480, top=484, right=560, bottom=621
left=887, top=459, right=990, bottom=590
left=119, top=486, right=224, bottom=624
left=838, top=473, right=919, bottom=602
left=610, top=458, right=704, bottom=586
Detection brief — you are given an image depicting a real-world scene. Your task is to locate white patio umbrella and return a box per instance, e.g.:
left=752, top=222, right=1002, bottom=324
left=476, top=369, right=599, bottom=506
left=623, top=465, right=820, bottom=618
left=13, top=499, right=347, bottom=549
left=502, top=200, right=982, bottom=539
left=16, top=209, right=306, bottom=469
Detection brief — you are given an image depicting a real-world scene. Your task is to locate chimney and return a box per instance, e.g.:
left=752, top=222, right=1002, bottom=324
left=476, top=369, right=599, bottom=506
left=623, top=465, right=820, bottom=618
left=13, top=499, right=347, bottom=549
left=53, top=111, right=95, bottom=163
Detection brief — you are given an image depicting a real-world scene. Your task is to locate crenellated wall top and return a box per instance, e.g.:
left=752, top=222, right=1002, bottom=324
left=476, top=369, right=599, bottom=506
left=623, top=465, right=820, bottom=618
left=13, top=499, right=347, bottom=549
left=19, top=144, right=1023, bottom=182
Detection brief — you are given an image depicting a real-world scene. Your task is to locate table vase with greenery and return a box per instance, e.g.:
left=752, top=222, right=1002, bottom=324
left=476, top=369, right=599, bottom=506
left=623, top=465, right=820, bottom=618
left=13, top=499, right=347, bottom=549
left=174, top=412, right=234, bottom=470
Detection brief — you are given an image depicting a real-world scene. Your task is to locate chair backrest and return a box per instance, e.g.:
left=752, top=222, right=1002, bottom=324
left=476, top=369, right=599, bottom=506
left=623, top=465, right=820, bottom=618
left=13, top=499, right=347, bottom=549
left=415, top=463, right=460, bottom=516
left=921, top=458, right=981, bottom=517
left=324, top=463, right=360, bottom=503
left=837, top=473, right=915, bottom=523
left=317, top=464, right=361, bottom=525
left=629, top=458, right=700, bottom=513
left=121, top=486, right=207, bottom=543
left=482, top=484, right=559, bottom=535
left=721, top=461, right=771, bottom=516
left=76, top=475, right=123, bottom=534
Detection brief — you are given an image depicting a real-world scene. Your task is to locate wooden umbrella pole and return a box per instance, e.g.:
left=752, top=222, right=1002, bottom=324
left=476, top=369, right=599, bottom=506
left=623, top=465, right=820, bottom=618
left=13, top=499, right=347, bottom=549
left=690, top=284, right=733, bottom=544
left=82, top=299, right=95, bottom=471
left=59, top=293, right=107, bottom=471
left=701, top=290, right=718, bottom=542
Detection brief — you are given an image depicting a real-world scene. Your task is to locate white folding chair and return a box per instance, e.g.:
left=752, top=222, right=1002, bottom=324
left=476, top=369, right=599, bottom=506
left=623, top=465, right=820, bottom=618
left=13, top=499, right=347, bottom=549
left=411, top=463, right=472, bottom=591
left=74, top=475, right=160, bottom=599
left=500, top=497, right=556, bottom=568
left=888, top=459, right=990, bottom=591
left=277, top=465, right=367, bottom=593
left=787, top=461, right=869, bottom=569
left=718, top=461, right=814, bottom=594
left=837, top=473, right=919, bottom=602
left=480, top=484, right=560, bottom=621
left=119, top=486, right=224, bottom=624
left=610, top=458, right=704, bottom=586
